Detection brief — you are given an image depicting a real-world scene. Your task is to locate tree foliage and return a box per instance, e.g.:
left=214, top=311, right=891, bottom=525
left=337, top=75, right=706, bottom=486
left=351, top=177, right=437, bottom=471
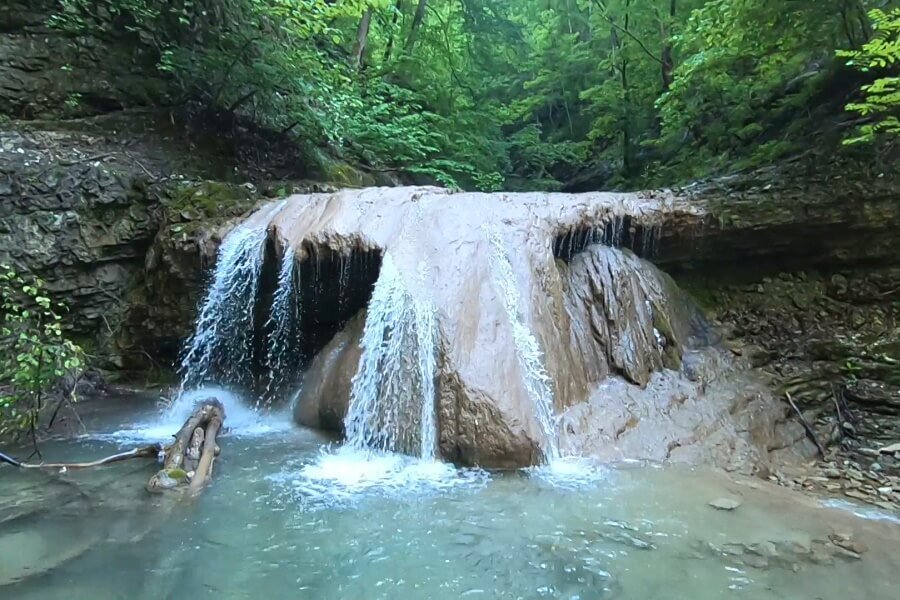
left=1, top=266, right=83, bottom=442
left=839, top=8, right=900, bottom=144
left=47, top=0, right=892, bottom=189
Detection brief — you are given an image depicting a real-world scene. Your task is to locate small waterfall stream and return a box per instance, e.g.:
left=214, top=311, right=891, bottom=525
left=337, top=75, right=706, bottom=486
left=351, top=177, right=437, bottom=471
left=262, top=245, right=298, bottom=405
left=343, top=254, right=439, bottom=459
left=178, top=224, right=267, bottom=392
left=484, top=225, right=560, bottom=463
left=412, top=261, right=439, bottom=460
left=170, top=201, right=283, bottom=420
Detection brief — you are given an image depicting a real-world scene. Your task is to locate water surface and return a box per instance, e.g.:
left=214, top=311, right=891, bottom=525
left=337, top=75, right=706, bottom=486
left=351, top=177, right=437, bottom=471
left=2, top=393, right=898, bottom=599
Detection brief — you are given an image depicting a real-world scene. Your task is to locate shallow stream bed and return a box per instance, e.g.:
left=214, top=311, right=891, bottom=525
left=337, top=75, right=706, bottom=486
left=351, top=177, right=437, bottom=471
left=1, top=392, right=899, bottom=599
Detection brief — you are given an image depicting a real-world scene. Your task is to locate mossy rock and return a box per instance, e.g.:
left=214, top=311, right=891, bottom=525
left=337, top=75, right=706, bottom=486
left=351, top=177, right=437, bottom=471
left=162, top=180, right=259, bottom=223
left=319, top=160, right=378, bottom=188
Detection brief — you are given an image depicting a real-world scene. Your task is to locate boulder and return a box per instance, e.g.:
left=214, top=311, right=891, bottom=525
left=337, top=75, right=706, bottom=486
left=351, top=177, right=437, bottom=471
left=293, top=311, right=365, bottom=433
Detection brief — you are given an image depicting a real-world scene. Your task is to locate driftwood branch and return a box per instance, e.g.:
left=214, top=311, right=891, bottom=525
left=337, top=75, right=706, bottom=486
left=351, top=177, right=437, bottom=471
left=785, top=391, right=826, bottom=457
left=0, top=445, right=160, bottom=470
left=1, top=398, right=226, bottom=499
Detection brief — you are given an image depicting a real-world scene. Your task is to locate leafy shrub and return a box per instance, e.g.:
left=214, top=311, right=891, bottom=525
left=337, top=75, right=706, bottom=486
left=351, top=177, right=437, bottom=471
left=0, top=266, right=83, bottom=443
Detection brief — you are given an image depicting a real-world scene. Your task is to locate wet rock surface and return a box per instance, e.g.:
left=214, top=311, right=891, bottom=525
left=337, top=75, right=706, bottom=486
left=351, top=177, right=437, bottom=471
left=267, top=187, right=793, bottom=469
left=694, top=269, right=900, bottom=511
left=293, top=311, right=365, bottom=433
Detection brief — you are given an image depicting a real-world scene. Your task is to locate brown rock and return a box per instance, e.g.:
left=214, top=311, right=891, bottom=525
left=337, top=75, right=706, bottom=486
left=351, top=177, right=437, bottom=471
left=293, top=311, right=365, bottom=433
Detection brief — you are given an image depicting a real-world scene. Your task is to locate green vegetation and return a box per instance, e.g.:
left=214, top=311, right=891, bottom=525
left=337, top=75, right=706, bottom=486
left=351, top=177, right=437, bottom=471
left=0, top=266, right=83, bottom=445
left=839, top=7, right=900, bottom=144
left=46, top=1, right=897, bottom=189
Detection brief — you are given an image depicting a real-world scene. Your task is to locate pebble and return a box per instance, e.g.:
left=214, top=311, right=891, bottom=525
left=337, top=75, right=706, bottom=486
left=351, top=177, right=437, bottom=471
left=828, top=543, right=861, bottom=561
left=708, top=497, right=742, bottom=511
left=722, top=543, right=745, bottom=556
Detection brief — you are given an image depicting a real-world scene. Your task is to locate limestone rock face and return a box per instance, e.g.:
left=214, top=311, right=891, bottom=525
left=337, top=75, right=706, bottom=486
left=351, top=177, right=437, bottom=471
left=0, top=128, right=260, bottom=370
left=271, top=187, right=782, bottom=469
left=561, top=246, right=700, bottom=387
left=0, top=130, right=157, bottom=368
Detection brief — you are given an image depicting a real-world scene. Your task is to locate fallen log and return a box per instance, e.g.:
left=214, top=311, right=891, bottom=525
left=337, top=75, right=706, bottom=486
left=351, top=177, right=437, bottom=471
left=1, top=399, right=226, bottom=498
left=147, top=399, right=225, bottom=494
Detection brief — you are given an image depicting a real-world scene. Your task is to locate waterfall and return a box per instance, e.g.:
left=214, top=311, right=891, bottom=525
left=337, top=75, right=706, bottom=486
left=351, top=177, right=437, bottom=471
left=484, top=225, right=560, bottom=463
left=262, top=245, right=298, bottom=406
left=178, top=202, right=283, bottom=397
left=344, top=254, right=439, bottom=458
left=413, top=260, right=438, bottom=460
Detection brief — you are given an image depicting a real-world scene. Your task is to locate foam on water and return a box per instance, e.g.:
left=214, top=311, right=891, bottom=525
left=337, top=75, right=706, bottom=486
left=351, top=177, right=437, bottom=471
left=527, top=456, right=614, bottom=490
left=91, top=387, right=291, bottom=445
left=821, top=498, right=900, bottom=523
left=269, top=446, right=488, bottom=509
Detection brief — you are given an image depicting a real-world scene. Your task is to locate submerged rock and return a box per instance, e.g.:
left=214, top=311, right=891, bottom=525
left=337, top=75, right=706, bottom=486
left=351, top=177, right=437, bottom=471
left=708, top=497, right=743, bottom=511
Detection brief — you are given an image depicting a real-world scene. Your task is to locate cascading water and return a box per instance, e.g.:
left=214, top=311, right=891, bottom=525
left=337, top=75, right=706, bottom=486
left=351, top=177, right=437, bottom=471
left=262, top=245, right=298, bottom=405
left=412, top=260, right=438, bottom=460
left=171, top=201, right=284, bottom=421
left=343, top=254, right=439, bottom=459
left=178, top=226, right=267, bottom=392
left=484, top=225, right=560, bottom=463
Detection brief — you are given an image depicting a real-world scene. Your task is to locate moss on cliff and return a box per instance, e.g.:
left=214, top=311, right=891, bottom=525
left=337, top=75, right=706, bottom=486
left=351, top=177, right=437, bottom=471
left=163, top=181, right=258, bottom=221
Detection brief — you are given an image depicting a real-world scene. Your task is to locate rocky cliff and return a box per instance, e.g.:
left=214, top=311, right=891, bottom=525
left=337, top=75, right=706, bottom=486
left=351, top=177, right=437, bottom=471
left=0, top=123, right=268, bottom=373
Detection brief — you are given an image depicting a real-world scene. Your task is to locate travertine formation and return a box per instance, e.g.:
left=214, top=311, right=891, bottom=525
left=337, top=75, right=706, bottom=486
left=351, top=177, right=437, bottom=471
left=275, top=187, right=779, bottom=469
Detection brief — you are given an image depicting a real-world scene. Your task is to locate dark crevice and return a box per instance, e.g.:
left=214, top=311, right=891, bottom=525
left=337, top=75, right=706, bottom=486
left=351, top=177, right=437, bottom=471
left=552, top=216, right=661, bottom=263
left=295, top=241, right=382, bottom=364
left=254, top=235, right=383, bottom=400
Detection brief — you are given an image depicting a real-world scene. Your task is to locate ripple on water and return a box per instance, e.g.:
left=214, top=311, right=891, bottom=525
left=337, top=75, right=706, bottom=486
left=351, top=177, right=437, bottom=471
left=820, top=498, right=900, bottom=524
left=267, top=445, right=490, bottom=510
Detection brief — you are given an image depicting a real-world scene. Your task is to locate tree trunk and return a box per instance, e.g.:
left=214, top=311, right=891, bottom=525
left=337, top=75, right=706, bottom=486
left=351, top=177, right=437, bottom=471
left=354, top=8, right=374, bottom=69
left=616, top=0, right=632, bottom=176
left=404, top=0, right=428, bottom=51
left=383, top=0, right=404, bottom=61
left=660, top=0, right=676, bottom=92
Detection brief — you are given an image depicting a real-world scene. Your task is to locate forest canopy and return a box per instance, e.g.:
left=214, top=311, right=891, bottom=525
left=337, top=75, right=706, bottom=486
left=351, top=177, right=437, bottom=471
left=49, top=0, right=899, bottom=190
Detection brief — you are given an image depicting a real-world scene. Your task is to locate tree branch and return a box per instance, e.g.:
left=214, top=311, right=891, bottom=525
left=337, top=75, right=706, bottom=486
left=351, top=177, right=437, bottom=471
left=592, top=0, right=665, bottom=66
left=1, top=445, right=161, bottom=470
